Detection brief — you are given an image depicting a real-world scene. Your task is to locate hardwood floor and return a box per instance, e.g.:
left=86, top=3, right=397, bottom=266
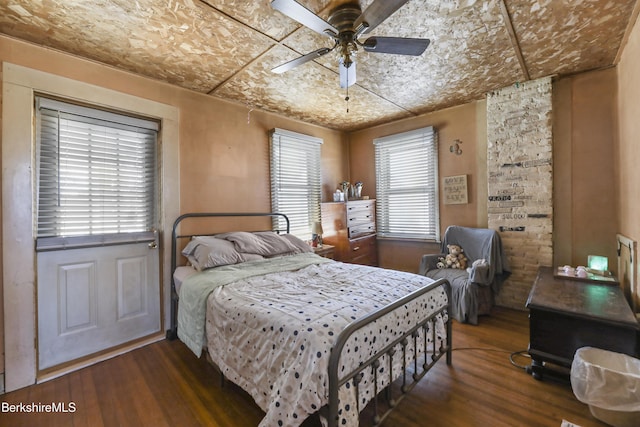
left=1, top=307, right=608, bottom=427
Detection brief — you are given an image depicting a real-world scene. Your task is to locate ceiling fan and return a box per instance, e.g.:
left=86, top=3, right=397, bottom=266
left=270, top=0, right=430, bottom=88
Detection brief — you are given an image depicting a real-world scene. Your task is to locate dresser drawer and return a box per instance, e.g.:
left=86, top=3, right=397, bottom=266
left=347, top=202, right=375, bottom=227
left=348, top=222, right=375, bottom=238
left=347, top=235, right=377, bottom=265
left=346, top=200, right=375, bottom=212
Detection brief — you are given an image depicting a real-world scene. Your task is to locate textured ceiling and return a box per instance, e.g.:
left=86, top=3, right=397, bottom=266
left=0, top=0, right=638, bottom=131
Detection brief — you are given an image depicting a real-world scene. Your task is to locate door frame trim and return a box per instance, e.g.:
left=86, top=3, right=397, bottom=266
left=2, top=62, right=180, bottom=391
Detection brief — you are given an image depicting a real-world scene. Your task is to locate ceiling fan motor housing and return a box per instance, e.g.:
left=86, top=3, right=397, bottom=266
left=328, top=3, right=362, bottom=68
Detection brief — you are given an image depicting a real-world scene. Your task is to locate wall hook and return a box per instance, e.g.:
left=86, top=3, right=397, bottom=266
left=449, top=139, right=463, bottom=155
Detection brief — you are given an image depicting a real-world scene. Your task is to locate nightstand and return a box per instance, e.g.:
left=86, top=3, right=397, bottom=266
left=313, top=244, right=335, bottom=259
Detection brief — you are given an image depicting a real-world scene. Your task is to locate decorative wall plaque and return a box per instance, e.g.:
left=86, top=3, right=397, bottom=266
left=443, top=174, right=468, bottom=205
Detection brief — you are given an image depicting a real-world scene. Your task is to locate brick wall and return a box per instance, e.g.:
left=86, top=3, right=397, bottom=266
left=486, top=77, right=553, bottom=310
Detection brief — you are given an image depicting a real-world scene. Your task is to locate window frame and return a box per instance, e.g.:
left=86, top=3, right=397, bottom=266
left=374, top=126, right=440, bottom=241
left=269, top=128, right=323, bottom=240
left=34, top=96, right=159, bottom=250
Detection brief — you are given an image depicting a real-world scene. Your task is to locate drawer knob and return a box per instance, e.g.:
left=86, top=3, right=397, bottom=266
left=353, top=246, right=360, bottom=251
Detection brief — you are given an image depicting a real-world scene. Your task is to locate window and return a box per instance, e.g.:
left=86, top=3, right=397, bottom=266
left=374, top=126, right=439, bottom=240
left=270, top=128, right=322, bottom=239
left=35, top=97, right=159, bottom=245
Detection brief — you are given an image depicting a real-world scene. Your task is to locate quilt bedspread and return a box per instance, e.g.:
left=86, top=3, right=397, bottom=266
left=203, top=257, right=448, bottom=427
left=178, top=253, right=331, bottom=356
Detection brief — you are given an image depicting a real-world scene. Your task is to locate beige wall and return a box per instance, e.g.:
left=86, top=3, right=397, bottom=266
left=348, top=69, right=621, bottom=277
left=347, top=101, right=487, bottom=272
left=0, top=36, right=347, bottom=214
left=178, top=95, right=349, bottom=216
left=617, top=14, right=640, bottom=298
left=617, top=15, right=640, bottom=239
left=553, top=68, right=619, bottom=268
left=0, top=35, right=347, bottom=386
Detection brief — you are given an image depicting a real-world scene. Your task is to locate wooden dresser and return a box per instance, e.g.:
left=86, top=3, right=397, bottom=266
left=321, top=200, right=377, bottom=266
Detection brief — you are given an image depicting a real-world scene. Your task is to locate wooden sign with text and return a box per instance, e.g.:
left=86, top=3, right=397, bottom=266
left=443, top=174, right=468, bottom=205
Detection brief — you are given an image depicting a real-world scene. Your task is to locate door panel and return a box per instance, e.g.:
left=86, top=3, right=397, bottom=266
left=38, top=241, right=160, bottom=370
left=117, top=256, right=148, bottom=320
left=58, top=262, right=97, bottom=334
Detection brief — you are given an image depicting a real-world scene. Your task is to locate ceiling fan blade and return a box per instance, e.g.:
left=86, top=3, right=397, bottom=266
left=339, top=60, right=356, bottom=88
left=362, top=37, right=430, bottom=56
left=272, top=47, right=332, bottom=73
left=354, top=0, right=411, bottom=34
left=271, top=0, right=338, bottom=37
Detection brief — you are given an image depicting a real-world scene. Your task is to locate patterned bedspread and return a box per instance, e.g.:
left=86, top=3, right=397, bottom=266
left=180, top=254, right=448, bottom=427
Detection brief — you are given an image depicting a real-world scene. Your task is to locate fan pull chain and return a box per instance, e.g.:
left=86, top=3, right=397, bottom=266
left=345, top=73, right=350, bottom=113
left=345, top=89, right=349, bottom=113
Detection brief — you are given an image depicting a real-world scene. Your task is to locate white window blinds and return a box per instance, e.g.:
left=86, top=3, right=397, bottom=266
left=270, top=128, right=323, bottom=239
left=35, top=97, right=159, bottom=242
left=374, top=126, right=439, bottom=240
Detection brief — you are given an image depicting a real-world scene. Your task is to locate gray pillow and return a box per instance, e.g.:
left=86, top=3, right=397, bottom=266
left=218, top=231, right=299, bottom=257
left=181, top=236, right=245, bottom=271
left=281, top=234, right=313, bottom=253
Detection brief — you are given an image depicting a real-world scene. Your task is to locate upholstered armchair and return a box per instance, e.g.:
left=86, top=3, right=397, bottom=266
left=419, top=226, right=510, bottom=324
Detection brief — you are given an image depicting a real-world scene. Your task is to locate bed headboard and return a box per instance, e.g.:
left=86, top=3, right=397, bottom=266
left=170, top=212, right=290, bottom=272
left=167, top=212, right=290, bottom=339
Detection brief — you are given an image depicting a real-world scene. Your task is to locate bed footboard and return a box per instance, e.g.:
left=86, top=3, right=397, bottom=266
left=327, top=277, right=451, bottom=427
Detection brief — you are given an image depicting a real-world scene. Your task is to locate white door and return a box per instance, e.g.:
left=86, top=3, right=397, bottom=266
left=34, top=96, right=162, bottom=370
left=37, top=240, right=160, bottom=369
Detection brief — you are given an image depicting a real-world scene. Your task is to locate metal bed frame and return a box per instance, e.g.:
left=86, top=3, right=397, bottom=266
left=166, top=212, right=452, bottom=427
left=166, top=212, right=290, bottom=340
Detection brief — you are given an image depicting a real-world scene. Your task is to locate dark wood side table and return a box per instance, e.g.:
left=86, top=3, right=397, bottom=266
left=526, top=266, right=639, bottom=380
left=313, top=244, right=335, bottom=259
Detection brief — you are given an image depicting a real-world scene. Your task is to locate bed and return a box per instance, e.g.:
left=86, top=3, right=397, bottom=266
left=167, top=212, right=452, bottom=427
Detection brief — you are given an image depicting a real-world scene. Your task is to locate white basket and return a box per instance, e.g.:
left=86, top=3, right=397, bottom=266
left=571, top=347, right=640, bottom=427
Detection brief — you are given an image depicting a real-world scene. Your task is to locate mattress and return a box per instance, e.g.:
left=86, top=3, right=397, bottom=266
left=173, top=265, right=197, bottom=294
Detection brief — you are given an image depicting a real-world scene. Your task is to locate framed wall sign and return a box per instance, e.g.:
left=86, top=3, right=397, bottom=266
left=443, top=174, right=468, bottom=205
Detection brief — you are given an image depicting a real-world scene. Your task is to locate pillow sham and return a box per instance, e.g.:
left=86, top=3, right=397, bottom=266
left=217, top=231, right=299, bottom=257
left=281, top=233, right=313, bottom=253
left=181, top=236, right=245, bottom=271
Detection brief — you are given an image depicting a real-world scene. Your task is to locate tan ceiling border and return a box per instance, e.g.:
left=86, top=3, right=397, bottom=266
left=499, top=0, right=530, bottom=81
left=615, top=0, right=640, bottom=64
left=200, top=0, right=418, bottom=117
left=198, top=0, right=281, bottom=95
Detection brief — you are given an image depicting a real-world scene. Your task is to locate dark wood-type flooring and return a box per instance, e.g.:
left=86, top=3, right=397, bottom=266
left=1, top=307, right=608, bottom=427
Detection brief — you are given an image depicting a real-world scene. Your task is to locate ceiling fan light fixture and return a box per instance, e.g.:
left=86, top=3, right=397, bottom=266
left=337, top=38, right=358, bottom=69
left=270, top=0, right=431, bottom=88
left=339, top=59, right=356, bottom=88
